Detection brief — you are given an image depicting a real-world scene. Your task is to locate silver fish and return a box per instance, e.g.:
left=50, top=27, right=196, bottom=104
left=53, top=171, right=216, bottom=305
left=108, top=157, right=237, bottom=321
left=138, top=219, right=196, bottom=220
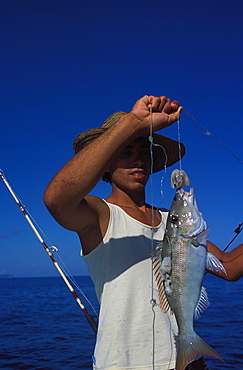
left=152, top=179, right=226, bottom=370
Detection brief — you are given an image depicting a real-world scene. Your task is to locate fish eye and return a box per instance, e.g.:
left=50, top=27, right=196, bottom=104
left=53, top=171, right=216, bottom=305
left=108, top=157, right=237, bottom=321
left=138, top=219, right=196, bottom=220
left=171, top=215, right=178, bottom=224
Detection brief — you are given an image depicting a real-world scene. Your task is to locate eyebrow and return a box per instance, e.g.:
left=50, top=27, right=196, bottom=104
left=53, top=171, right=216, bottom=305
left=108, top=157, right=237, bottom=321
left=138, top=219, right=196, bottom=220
left=124, top=143, right=150, bottom=149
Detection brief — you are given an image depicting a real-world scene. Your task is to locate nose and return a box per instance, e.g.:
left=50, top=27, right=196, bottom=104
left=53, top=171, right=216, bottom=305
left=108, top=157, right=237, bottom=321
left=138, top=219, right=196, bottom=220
left=132, top=156, right=145, bottom=168
left=133, top=159, right=144, bottom=167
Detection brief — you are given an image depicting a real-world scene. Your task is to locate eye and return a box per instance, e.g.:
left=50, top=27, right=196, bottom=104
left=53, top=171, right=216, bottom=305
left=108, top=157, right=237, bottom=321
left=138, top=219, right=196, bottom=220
left=141, top=148, right=150, bottom=157
left=121, top=149, right=132, bottom=157
left=171, top=214, right=178, bottom=224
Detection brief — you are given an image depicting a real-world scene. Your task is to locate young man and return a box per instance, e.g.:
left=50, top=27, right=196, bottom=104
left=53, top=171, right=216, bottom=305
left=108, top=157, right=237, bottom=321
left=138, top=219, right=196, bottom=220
left=44, top=95, right=243, bottom=370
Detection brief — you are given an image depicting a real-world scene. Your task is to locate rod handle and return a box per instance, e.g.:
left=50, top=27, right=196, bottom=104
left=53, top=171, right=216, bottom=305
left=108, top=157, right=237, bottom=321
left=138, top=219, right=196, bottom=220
left=85, top=314, right=98, bottom=334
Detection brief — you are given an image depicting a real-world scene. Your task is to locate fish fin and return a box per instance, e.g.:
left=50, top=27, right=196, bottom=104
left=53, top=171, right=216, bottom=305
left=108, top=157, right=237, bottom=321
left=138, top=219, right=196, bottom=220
left=194, top=286, right=210, bottom=320
left=206, top=252, right=227, bottom=275
left=176, top=333, right=224, bottom=370
left=152, top=243, right=171, bottom=313
left=190, top=227, right=210, bottom=247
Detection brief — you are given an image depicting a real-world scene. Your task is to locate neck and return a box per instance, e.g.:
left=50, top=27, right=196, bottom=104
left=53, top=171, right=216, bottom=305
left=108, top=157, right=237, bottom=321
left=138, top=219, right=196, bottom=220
left=106, top=185, right=160, bottom=227
left=106, top=186, right=146, bottom=208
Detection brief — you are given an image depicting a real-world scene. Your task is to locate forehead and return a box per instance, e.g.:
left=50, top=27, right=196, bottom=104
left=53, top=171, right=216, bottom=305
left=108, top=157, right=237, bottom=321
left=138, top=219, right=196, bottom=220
left=124, top=137, right=150, bottom=149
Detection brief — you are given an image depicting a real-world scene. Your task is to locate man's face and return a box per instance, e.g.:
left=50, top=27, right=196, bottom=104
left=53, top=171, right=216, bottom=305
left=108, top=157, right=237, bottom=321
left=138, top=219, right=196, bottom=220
left=108, top=137, right=151, bottom=191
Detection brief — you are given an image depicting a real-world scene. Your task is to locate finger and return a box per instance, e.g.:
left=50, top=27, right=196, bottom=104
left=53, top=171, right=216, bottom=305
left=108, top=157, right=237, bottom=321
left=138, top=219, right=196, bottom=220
left=162, top=99, right=172, bottom=114
left=141, top=95, right=153, bottom=109
left=151, top=96, right=167, bottom=111
left=171, top=100, right=180, bottom=112
left=167, top=107, right=183, bottom=125
left=163, top=99, right=181, bottom=114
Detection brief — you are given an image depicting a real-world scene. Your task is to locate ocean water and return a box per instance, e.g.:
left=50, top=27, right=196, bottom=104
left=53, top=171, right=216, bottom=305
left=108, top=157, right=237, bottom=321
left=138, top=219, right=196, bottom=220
left=0, top=276, right=98, bottom=370
left=0, top=275, right=242, bottom=369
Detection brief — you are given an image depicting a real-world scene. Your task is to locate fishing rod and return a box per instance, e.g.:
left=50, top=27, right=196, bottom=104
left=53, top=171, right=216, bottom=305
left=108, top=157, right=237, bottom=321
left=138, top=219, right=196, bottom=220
left=0, top=169, right=98, bottom=334
left=223, top=223, right=243, bottom=252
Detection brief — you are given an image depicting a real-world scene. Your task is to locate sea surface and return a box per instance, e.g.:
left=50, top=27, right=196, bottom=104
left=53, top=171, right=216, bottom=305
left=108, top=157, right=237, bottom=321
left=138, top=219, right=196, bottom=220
left=0, top=275, right=242, bottom=369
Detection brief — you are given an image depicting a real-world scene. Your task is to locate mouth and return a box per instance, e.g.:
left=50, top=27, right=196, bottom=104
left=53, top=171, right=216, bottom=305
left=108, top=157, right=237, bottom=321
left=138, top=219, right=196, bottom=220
left=130, top=169, right=147, bottom=179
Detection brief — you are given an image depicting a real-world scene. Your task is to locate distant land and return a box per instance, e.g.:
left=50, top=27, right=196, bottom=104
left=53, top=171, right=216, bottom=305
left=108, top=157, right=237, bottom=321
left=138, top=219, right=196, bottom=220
left=0, top=274, right=14, bottom=279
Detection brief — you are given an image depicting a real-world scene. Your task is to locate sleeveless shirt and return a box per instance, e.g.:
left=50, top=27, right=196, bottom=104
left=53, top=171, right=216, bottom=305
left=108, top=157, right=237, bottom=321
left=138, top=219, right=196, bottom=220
left=82, top=201, right=178, bottom=370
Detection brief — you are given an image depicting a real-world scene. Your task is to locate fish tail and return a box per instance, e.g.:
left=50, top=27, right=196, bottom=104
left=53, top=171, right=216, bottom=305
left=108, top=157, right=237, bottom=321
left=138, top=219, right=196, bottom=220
left=176, top=333, right=224, bottom=370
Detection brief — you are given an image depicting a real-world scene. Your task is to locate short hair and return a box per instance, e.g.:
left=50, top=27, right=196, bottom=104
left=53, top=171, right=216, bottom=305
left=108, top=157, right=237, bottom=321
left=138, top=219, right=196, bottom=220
left=102, top=172, right=111, bottom=183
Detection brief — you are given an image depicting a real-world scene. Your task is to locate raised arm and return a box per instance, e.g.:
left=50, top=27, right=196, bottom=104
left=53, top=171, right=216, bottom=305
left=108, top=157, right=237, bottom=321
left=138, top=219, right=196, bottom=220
left=43, top=95, right=182, bottom=234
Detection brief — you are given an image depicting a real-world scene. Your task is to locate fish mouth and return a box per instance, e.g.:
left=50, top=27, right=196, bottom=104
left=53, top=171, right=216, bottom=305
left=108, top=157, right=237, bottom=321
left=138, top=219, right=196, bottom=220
left=178, top=187, right=196, bottom=207
left=178, top=186, right=194, bottom=198
left=177, top=187, right=207, bottom=236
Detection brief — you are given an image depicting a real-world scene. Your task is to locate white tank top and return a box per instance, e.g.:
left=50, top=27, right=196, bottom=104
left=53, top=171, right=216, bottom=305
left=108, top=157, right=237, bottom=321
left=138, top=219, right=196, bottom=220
left=82, top=201, right=177, bottom=370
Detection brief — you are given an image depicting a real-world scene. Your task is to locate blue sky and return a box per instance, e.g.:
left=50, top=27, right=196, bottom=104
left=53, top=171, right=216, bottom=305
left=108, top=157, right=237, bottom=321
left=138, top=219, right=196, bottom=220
left=1, top=0, right=242, bottom=277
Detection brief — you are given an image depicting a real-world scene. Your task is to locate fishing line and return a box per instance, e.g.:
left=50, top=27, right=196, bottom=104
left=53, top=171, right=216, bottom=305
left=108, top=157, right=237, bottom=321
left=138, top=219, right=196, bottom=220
left=148, top=108, right=175, bottom=370
left=183, top=110, right=243, bottom=165
left=150, top=112, right=183, bottom=370
left=148, top=117, right=169, bottom=220
left=148, top=107, right=156, bottom=370
left=149, top=107, right=155, bottom=231
left=177, top=117, right=183, bottom=171
left=56, top=254, right=99, bottom=317
left=155, top=115, right=183, bottom=216
left=156, top=151, right=168, bottom=218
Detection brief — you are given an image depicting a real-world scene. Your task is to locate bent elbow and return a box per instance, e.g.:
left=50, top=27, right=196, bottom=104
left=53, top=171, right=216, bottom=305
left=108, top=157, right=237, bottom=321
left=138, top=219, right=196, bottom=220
left=43, top=186, right=62, bottom=216
left=43, top=185, right=81, bottom=232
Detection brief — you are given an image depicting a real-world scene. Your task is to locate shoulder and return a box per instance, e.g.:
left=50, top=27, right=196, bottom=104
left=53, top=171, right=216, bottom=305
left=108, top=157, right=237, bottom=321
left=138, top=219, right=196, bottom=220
left=85, top=194, right=107, bottom=209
